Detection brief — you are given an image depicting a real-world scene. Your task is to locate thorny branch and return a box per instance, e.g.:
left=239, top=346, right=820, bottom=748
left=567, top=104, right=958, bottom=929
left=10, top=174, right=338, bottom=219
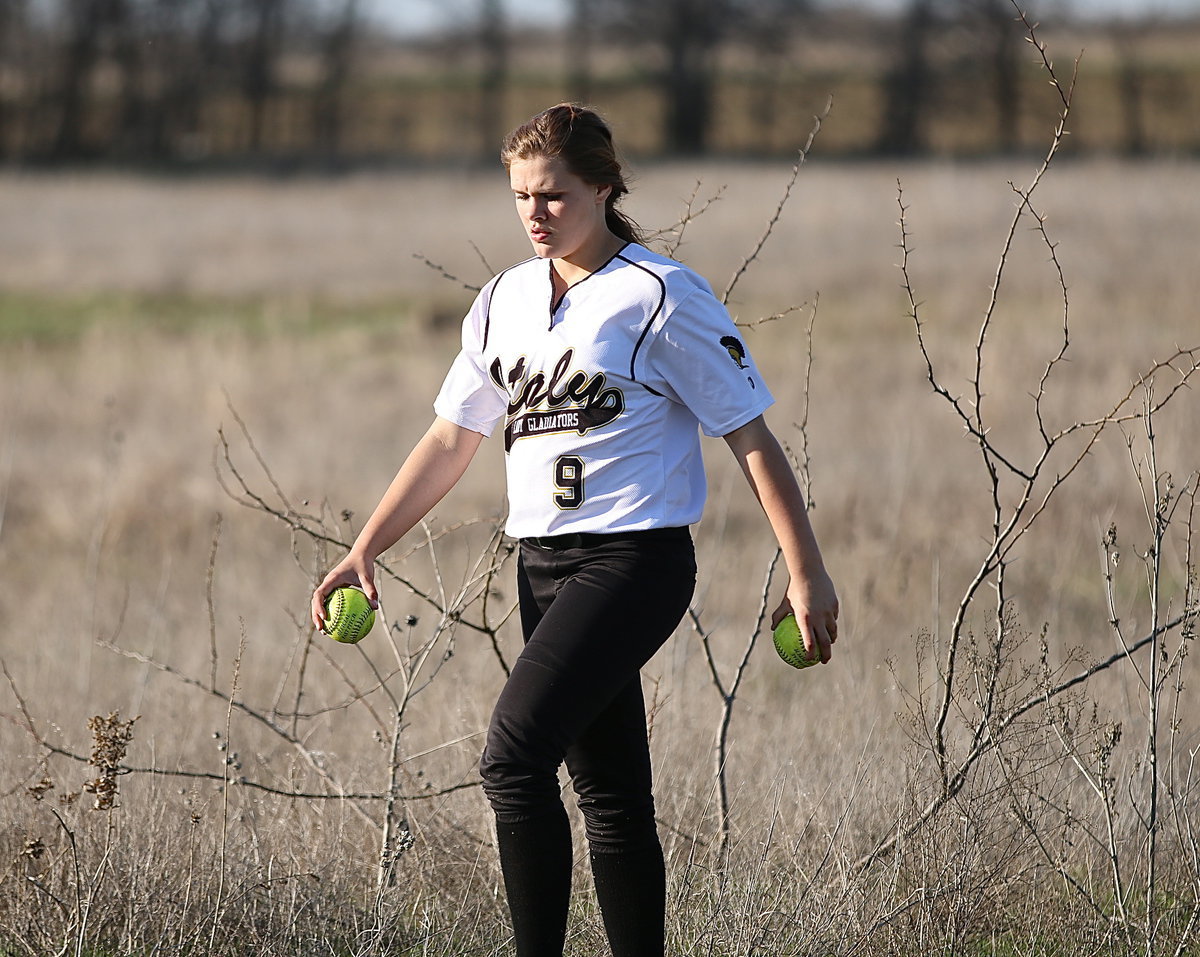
left=8, top=442, right=505, bottom=828
left=412, top=252, right=483, bottom=293
left=863, top=5, right=1200, bottom=902
left=859, top=609, right=1194, bottom=870
left=214, top=402, right=515, bottom=643
left=686, top=549, right=782, bottom=859
left=9, top=653, right=484, bottom=809
left=898, top=10, right=1075, bottom=784
left=686, top=294, right=820, bottom=856
left=647, top=180, right=726, bottom=259
left=722, top=96, right=831, bottom=306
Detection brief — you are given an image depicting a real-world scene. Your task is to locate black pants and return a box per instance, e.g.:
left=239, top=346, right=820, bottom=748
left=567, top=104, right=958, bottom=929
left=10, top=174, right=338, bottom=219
left=479, top=527, right=696, bottom=955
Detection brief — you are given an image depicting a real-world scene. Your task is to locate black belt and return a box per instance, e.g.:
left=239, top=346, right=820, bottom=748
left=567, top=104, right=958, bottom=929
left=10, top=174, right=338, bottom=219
left=522, top=526, right=690, bottom=550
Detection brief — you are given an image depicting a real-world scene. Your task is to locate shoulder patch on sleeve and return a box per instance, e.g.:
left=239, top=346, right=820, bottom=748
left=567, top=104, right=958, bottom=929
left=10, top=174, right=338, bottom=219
left=719, top=335, right=749, bottom=370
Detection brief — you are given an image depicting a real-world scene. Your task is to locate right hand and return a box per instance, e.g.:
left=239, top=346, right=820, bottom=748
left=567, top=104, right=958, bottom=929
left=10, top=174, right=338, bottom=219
left=770, top=566, right=839, bottom=665
left=311, top=551, right=379, bottom=632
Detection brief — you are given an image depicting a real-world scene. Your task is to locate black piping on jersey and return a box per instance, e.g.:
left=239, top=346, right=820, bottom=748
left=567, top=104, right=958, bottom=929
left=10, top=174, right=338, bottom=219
left=481, top=257, right=537, bottom=352
left=547, top=243, right=632, bottom=326
left=618, top=251, right=669, bottom=397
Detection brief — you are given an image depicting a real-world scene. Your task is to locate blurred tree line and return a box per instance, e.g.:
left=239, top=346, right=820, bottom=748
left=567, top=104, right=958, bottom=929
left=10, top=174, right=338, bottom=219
left=0, top=0, right=1196, bottom=165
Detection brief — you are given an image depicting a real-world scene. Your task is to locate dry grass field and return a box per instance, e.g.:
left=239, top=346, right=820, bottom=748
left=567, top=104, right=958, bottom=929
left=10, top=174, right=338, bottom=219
left=0, top=154, right=1198, bottom=955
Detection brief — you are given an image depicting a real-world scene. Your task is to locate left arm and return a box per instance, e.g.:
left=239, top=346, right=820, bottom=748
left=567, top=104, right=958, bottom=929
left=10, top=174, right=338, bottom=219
left=723, top=415, right=840, bottom=663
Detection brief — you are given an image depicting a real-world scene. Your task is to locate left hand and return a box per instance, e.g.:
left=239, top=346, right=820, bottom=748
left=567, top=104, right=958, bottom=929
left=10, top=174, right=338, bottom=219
left=771, top=566, right=839, bottom=664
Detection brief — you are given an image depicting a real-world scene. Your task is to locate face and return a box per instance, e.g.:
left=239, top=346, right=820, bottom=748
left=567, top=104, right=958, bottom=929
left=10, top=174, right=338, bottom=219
left=508, top=154, right=613, bottom=266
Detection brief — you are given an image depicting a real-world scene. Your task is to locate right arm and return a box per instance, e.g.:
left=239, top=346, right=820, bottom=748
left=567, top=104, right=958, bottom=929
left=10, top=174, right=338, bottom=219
left=310, top=416, right=484, bottom=629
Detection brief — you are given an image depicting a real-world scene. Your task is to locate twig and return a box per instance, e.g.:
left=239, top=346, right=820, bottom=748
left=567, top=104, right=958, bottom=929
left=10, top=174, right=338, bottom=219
left=207, top=630, right=243, bottom=953
left=215, top=413, right=513, bottom=637
left=205, top=513, right=222, bottom=693
left=722, top=97, right=831, bottom=306
left=733, top=301, right=807, bottom=331
left=468, top=239, right=493, bottom=277
left=91, top=636, right=379, bottom=827
left=20, top=733, right=482, bottom=803
left=648, top=180, right=726, bottom=259
left=690, top=548, right=783, bottom=858
left=412, top=252, right=482, bottom=293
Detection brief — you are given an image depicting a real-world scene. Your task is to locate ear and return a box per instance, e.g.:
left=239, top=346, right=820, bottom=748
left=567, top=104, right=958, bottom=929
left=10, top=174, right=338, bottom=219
left=594, top=183, right=613, bottom=206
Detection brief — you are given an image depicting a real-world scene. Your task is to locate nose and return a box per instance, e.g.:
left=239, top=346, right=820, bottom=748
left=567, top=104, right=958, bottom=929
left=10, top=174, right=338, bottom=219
left=530, top=198, right=548, bottom=221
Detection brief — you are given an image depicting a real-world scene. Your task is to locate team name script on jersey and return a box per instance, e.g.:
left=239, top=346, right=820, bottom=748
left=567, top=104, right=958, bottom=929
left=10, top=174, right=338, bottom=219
left=489, top=348, right=625, bottom=452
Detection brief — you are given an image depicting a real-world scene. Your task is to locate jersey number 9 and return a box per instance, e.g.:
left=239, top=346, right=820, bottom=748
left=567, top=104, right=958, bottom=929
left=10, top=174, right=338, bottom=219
left=553, top=455, right=585, bottom=509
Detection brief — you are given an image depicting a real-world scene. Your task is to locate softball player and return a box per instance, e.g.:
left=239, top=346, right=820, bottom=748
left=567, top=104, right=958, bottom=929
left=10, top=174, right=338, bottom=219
left=313, top=103, right=839, bottom=957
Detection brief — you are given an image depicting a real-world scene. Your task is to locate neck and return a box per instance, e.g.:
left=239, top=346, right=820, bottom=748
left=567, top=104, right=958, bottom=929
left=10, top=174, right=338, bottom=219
left=554, top=232, right=627, bottom=286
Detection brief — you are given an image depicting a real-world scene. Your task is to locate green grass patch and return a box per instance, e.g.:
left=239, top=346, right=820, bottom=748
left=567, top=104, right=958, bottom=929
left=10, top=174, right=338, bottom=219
left=962, top=935, right=1076, bottom=957
left=0, top=290, right=442, bottom=346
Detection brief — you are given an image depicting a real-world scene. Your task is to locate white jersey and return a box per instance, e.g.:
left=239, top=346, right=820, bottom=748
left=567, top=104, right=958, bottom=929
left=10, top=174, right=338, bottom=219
left=434, top=242, right=773, bottom=539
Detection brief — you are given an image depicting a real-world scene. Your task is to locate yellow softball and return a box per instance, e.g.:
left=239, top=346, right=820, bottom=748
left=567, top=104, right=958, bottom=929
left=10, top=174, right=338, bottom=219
left=323, top=587, right=375, bottom=644
left=772, top=614, right=820, bottom=669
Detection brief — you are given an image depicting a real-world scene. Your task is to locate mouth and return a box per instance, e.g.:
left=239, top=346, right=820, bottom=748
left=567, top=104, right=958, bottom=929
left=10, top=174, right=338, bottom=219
left=529, top=228, right=551, bottom=243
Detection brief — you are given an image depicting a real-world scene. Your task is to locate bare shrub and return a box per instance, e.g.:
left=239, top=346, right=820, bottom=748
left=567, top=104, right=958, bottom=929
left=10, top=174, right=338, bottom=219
left=849, top=7, right=1200, bottom=955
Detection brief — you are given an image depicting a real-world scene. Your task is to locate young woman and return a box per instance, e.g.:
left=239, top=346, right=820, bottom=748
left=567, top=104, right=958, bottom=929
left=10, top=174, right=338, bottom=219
left=311, top=103, right=839, bottom=957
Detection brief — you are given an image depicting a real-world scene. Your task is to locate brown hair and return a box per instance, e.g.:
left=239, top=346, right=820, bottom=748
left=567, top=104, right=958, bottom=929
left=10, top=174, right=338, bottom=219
left=501, top=103, right=643, bottom=246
